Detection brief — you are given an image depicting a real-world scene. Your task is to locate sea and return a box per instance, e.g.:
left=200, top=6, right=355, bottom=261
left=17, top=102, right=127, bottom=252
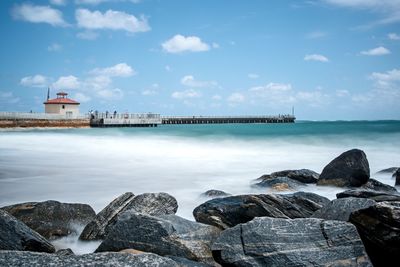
left=1, top=120, right=399, bottom=253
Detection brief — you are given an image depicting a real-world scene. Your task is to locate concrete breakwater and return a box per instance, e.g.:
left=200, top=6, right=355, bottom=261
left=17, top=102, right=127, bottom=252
left=0, top=119, right=90, bottom=128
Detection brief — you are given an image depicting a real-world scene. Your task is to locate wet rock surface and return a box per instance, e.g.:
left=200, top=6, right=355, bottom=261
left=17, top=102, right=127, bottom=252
left=257, top=169, right=319, bottom=184
left=317, top=149, right=370, bottom=187
left=337, top=189, right=400, bottom=202
left=0, top=210, right=55, bottom=253
left=1, top=200, right=95, bottom=240
left=360, top=178, right=398, bottom=193
left=95, top=212, right=220, bottom=266
left=201, top=190, right=230, bottom=198
left=211, top=217, right=372, bottom=267
left=193, top=192, right=329, bottom=229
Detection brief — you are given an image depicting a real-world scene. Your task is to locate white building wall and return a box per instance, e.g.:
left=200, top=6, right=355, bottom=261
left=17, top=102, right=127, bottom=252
left=45, top=104, right=79, bottom=117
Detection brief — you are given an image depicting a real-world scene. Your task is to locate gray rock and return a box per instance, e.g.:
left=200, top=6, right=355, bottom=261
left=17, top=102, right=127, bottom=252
left=201, top=190, right=230, bottom=198
left=361, top=178, right=398, bottom=193
left=211, top=217, right=372, bottom=267
left=193, top=192, right=329, bottom=229
left=79, top=192, right=178, bottom=240
left=167, top=256, right=215, bottom=267
left=0, top=251, right=179, bottom=267
left=337, top=189, right=400, bottom=202
left=0, top=210, right=55, bottom=253
left=257, top=169, right=319, bottom=184
left=350, top=201, right=400, bottom=266
left=55, top=248, right=74, bottom=256
left=253, top=176, right=305, bottom=190
left=395, top=169, right=400, bottom=186
left=317, top=149, right=370, bottom=187
left=376, top=167, right=399, bottom=174
left=95, top=212, right=220, bottom=266
left=1, top=200, right=95, bottom=240
left=311, top=197, right=376, bottom=221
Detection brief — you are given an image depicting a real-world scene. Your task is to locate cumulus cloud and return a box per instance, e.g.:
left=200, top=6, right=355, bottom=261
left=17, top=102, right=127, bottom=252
left=53, top=75, right=80, bottom=90
left=388, top=33, right=400, bottom=40
left=180, top=75, right=217, bottom=88
left=11, top=3, right=68, bottom=27
left=248, top=73, right=259, bottom=79
left=227, top=93, right=245, bottom=104
left=20, top=75, right=50, bottom=88
left=250, top=83, right=292, bottom=94
left=50, top=0, right=67, bottom=5
left=304, top=54, right=329, bottom=62
left=76, top=0, right=141, bottom=5
left=74, top=92, right=91, bottom=102
left=162, top=35, right=210, bottom=53
left=361, top=46, right=391, bottom=56
left=212, top=94, right=222, bottom=100
left=171, top=89, right=201, bottom=99
left=48, top=43, right=62, bottom=52
left=76, top=31, right=99, bottom=40
left=90, top=63, right=136, bottom=77
left=97, top=88, right=123, bottom=100
left=76, top=9, right=150, bottom=33
left=336, top=89, right=350, bottom=97
left=369, top=68, right=400, bottom=89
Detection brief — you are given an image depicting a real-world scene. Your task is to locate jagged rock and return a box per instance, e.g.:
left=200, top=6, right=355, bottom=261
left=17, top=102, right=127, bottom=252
left=395, top=169, right=400, bottom=186
left=201, top=190, right=230, bottom=198
left=317, top=149, right=370, bottom=187
left=254, top=176, right=305, bottom=190
left=361, top=178, right=398, bottom=193
left=311, top=197, right=376, bottom=221
left=1, top=200, right=95, bottom=240
left=257, top=169, right=319, bottom=184
left=0, top=251, right=180, bottom=267
left=377, top=167, right=399, bottom=174
left=350, top=201, right=400, bottom=266
left=0, top=210, right=55, bottom=253
left=95, top=212, right=220, bottom=266
left=211, top=217, right=372, bottom=267
left=193, top=192, right=329, bottom=229
left=167, top=256, right=215, bottom=267
left=337, top=189, right=400, bottom=202
left=79, top=192, right=178, bottom=240
left=55, top=249, right=74, bottom=256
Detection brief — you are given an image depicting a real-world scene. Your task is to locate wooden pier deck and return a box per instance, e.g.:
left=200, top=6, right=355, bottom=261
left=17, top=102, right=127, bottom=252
left=90, top=113, right=295, bottom=127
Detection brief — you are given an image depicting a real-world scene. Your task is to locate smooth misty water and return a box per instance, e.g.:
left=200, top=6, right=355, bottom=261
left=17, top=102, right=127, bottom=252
left=0, top=121, right=399, bottom=253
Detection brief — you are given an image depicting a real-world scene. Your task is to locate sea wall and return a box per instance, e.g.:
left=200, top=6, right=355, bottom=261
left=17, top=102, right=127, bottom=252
left=0, top=119, right=90, bottom=128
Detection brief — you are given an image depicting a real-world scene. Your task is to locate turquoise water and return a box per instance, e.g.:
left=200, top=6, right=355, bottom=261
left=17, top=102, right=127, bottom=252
left=0, top=121, right=399, bottom=253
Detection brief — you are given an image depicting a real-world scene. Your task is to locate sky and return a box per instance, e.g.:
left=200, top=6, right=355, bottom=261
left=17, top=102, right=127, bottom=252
left=0, top=0, right=399, bottom=120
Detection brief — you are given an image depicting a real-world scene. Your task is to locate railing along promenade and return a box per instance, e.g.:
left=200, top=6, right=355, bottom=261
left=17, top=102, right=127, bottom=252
left=0, top=112, right=89, bottom=120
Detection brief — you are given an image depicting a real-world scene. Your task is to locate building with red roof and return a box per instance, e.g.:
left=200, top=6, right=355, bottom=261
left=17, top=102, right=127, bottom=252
left=44, top=92, right=80, bottom=117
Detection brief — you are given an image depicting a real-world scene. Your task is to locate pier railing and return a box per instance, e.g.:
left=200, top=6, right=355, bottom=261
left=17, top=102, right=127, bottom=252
left=0, top=112, right=89, bottom=120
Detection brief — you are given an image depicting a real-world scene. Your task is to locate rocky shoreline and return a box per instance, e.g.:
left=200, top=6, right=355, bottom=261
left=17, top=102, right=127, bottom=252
left=1, top=148, right=399, bottom=266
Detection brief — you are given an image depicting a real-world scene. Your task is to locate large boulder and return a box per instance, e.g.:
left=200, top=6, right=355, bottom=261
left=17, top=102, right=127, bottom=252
left=79, top=192, right=177, bottom=240
left=257, top=169, right=319, bottom=184
left=350, top=201, right=400, bottom=266
left=317, top=149, right=370, bottom=187
left=95, top=212, right=220, bottom=266
left=201, top=190, right=230, bottom=198
left=0, top=210, right=55, bottom=253
left=395, top=169, right=400, bottom=186
left=337, top=189, right=400, bottom=202
left=376, top=167, right=398, bottom=174
left=254, top=176, right=305, bottom=190
left=211, top=217, right=372, bottom=267
left=193, top=192, right=329, bottom=229
left=311, top=197, right=376, bottom=221
left=361, top=178, right=398, bottom=193
left=1, top=200, right=95, bottom=240
left=0, top=251, right=181, bottom=267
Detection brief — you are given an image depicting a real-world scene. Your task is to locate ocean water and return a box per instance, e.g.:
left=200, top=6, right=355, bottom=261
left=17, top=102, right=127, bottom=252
left=0, top=120, right=399, bottom=253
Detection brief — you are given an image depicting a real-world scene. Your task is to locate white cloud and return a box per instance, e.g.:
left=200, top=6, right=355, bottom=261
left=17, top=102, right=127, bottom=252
left=90, top=63, right=136, bottom=77
left=76, top=9, right=150, bottom=33
left=48, top=43, right=62, bottom=52
left=12, top=3, right=68, bottom=27
left=85, top=75, right=112, bottom=90
left=20, top=75, right=50, bottom=88
left=76, top=31, right=99, bottom=40
left=304, top=54, right=329, bottom=62
left=0, top=92, right=20, bottom=104
left=180, top=75, right=217, bottom=88
left=53, top=75, right=80, bottom=90
left=361, top=46, right=391, bottom=56
left=248, top=73, right=259, bottom=79
left=165, top=65, right=172, bottom=72
left=97, top=88, right=123, bottom=100
left=74, top=92, right=91, bottom=102
left=306, top=31, right=328, bottom=39
left=142, top=89, right=157, bottom=96
left=250, top=83, right=292, bottom=94
left=369, top=68, right=400, bottom=89
left=212, top=94, right=222, bottom=100
left=388, top=33, right=400, bottom=40
left=336, top=89, right=350, bottom=97
left=296, top=91, right=331, bottom=107
left=76, top=0, right=141, bottom=5
left=162, top=34, right=210, bottom=53
left=50, top=0, right=66, bottom=6
left=212, top=42, right=220, bottom=48
left=227, top=93, right=245, bottom=104
left=171, top=89, right=201, bottom=99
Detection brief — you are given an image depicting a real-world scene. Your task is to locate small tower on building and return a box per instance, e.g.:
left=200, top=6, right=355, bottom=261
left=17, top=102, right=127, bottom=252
left=44, top=91, right=80, bottom=118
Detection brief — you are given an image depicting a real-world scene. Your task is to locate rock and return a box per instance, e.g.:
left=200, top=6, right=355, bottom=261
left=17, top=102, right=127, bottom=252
left=193, top=192, right=329, bottom=229
left=201, top=190, right=230, bottom=198
left=1, top=200, right=95, bottom=240
left=0, top=210, right=55, bottom=253
left=211, top=217, right=372, bottom=267
left=167, top=256, right=215, bottom=267
left=118, top=248, right=144, bottom=255
left=257, top=169, right=319, bottom=184
left=311, top=197, right=376, bottom=221
left=350, top=201, right=400, bottom=266
left=361, top=178, right=398, bottom=193
left=317, top=149, right=370, bottom=187
left=79, top=192, right=178, bottom=240
left=95, top=212, right=220, bottom=266
left=395, top=169, right=400, bottom=186
left=0, top=251, right=180, bottom=267
left=55, top=249, right=74, bottom=256
left=377, top=167, right=399, bottom=174
left=337, top=189, right=400, bottom=202
left=254, top=176, right=305, bottom=190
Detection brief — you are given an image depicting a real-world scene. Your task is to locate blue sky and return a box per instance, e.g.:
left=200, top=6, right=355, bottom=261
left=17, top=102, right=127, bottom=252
left=0, top=0, right=399, bottom=120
